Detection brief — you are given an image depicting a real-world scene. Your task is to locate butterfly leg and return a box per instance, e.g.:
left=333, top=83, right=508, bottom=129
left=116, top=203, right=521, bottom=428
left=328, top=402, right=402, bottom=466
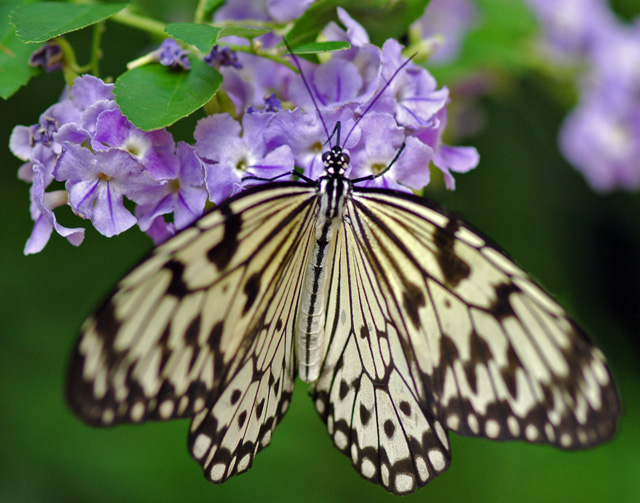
left=351, top=143, right=406, bottom=183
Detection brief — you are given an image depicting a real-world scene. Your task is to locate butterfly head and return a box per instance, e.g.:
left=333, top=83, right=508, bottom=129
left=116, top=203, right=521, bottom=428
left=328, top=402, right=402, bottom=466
left=322, top=145, right=350, bottom=177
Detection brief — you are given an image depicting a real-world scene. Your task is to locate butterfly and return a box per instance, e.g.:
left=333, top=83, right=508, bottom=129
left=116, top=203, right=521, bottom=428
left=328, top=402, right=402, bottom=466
left=66, top=52, right=620, bottom=496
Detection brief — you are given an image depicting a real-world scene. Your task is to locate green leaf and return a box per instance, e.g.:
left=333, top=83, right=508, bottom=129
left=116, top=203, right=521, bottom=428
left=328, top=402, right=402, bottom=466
left=165, top=23, right=221, bottom=53
left=218, top=25, right=270, bottom=39
left=292, top=41, right=350, bottom=54
left=10, top=2, right=128, bottom=43
left=114, top=56, right=222, bottom=131
left=286, top=0, right=430, bottom=48
left=0, top=2, right=38, bottom=99
left=0, top=25, right=39, bottom=99
left=165, top=23, right=271, bottom=53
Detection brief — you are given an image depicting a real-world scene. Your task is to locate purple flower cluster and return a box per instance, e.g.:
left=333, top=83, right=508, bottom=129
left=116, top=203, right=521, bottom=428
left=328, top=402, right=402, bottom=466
left=416, top=0, right=478, bottom=64
left=11, top=8, right=479, bottom=254
left=527, top=0, right=640, bottom=191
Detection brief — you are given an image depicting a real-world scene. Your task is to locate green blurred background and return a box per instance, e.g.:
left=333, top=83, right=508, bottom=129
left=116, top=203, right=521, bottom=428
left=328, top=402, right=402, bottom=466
left=1, top=0, right=639, bottom=502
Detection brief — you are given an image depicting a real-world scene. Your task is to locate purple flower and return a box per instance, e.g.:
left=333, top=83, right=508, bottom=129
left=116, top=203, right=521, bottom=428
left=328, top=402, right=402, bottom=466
left=322, top=8, right=381, bottom=100
left=526, top=0, right=617, bottom=60
left=136, top=142, right=208, bottom=242
left=587, top=20, right=640, bottom=108
left=214, top=0, right=312, bottom=24
left=24, top=160, right=85, bottom=255
left=13, top=7, right=480, bottom=253
left=560, top=101, right=640, bottom=192
left=247, top=93, right=283, bottom=114
left=156, top=38, right=191, bottom=70
left=28, top=42, right=64, bottom=73
left=266, top=107, right=362, bottom=180
left=414, top=107, right=479, bottom=189
left=324, top=7, right=370, bottom=49
left=348, top=113, right=434, bottom=192
left=204, top=45, right=242, bottom=70
left=417, top=0, right=478, bottom=64
left=91, top=108, right=179, bottom=181
left=528, top=1, right=640, bottom=192
left=55, top=144, right=166, bottom=237
left=194, top=113, right=294, bottom=203
left=288, top=57, right=365, bottom=110
left=267, top=0, right=314, bottom=22
left=364, top=39, right=449, bottom=129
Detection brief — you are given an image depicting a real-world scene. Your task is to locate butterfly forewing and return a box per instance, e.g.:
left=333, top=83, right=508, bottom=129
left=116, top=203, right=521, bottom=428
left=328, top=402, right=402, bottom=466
left=312, top=187, right=618, bottom=493
left=67, top=183, right=316, bottom=431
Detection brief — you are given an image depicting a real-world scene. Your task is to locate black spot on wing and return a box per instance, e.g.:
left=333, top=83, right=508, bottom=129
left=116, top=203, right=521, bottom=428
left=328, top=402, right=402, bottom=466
left=243, top=272, right=261, bottom=314
left=433, top=218, right=471, bottom=287
left=464, top=330, right=493, bottom=394
left=339, top=379, right=350, bottom=400
left=360, top=404, right=371, bottom=426
left=383, top=419, right=396, bottom=439
left=165, top=259, right=188, bottom=297
left=185, top=315, right=201, bottom=347
left=402, top=281, right=426, bottom=330
left=256, top=399, right=265, bottom=419
left=91, top=301, right=120, bottom=348
left=489, top=282, right=519, bottom=320
left=207, top=208, right=241, bottom=270
left=207, top=321, right=225, bottom=384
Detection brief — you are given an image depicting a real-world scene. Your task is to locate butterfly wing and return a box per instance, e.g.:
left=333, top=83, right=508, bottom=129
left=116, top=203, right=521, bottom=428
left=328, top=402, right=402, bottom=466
left=313, top=188, right=620, bottom=495
left=67, top=182, right=318, bottom=482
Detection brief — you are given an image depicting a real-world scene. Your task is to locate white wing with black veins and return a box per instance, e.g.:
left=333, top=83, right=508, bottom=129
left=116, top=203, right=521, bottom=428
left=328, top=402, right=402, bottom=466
left=312, top=188, right=620, bottom=495
left=67, top=183, right=317, bottom=483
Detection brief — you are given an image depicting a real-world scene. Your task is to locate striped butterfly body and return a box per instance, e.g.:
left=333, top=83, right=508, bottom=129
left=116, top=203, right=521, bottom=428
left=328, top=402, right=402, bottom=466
left=67, top=139, right=620, bottom=494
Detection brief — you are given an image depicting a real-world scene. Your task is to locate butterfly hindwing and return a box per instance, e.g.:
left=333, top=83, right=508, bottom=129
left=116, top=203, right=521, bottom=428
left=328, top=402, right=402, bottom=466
left=67, top=183, right=317, bottom=475
left=188, top=190, right=317, bottom=482
left=312, top=187, right=619, bottom=494
left=314, top=196, right=452, bottom=494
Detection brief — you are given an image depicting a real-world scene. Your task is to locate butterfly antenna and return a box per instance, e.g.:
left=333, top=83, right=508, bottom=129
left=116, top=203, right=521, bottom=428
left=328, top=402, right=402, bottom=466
left=342, top=53, right=417, bottom=147
left=282, top=37, right=333, bottom=146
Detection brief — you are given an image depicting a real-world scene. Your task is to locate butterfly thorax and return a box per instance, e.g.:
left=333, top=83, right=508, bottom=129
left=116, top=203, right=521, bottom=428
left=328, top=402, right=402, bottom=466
left=297, top=146, right=352, bottom=382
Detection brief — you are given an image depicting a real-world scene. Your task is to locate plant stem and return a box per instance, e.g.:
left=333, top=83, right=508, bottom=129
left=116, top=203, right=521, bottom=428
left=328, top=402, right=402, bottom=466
left=89, top=22, right=104, bottom=77
left=226, top=44, right=297, bottom=72
left=111, top=7, right=166, bottom=38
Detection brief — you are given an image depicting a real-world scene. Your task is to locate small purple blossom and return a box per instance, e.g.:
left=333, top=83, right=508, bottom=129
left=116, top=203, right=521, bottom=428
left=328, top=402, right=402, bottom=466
left=266, top=108, right=362, bottom=180
left=28, top=42, right=64, bottom=72
left=204, top=45, right=242, bottom=70
left=288, top=57, right=365, bottom=110
left=526, top=0, right=617, bottom=60
left=136, top=142, right=208, bottom=243
left=194, top=113, right=294, bottom=203
left=24, top=160, right=85, bottom=254
left=214, top=0, right=313, bottom=30
left=417, top=0, right=478, bottom=64
left=55, top=144, right=166, bottom=237
left=348, top=113, right=434, bottom=191
left=156, top=38, right=191, bottom=70
left=414, top=107, right=479, bottom=189
left=247, top=93, right=283, bottom=114
left=364, top=39, right=449, bottom=129
left=526, top=0, right=640, bottom=191
left=560, top=100, right=640, bottom=192
left=92, top=108, right=179, bottom=181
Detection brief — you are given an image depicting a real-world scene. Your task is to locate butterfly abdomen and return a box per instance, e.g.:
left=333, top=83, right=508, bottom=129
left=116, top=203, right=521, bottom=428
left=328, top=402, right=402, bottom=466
left=297, top=176, right=350, bottom=382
